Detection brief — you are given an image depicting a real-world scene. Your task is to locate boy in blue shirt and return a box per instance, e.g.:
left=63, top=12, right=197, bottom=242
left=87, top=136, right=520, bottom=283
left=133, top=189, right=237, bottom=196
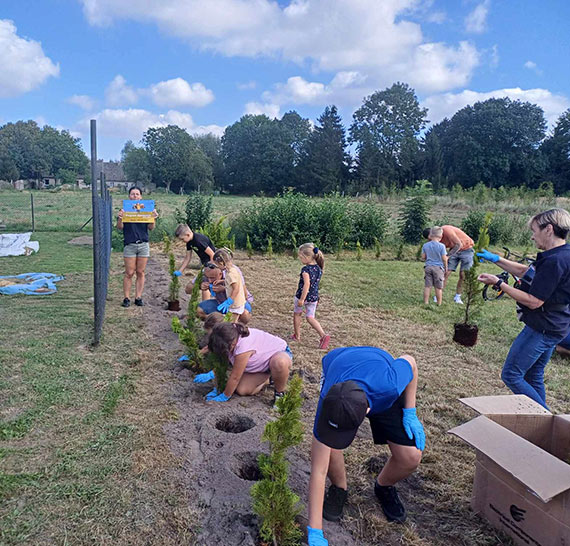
left=421, top=226, right=448, bottom=305
left=306, top=347, right=425, bottom=546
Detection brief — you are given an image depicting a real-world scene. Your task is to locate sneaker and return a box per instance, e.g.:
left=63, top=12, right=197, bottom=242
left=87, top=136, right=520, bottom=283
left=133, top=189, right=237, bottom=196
left=272, top=390, right=284, bottom=409
left=121, top=298, right=130, bottom=308
left=134, top=298, right=144, bottom=306
left=433, top=296, right=437, bottom=303
left=374, top=482, right=406, bottom=523
left=288, top=334, right=299, bottom=341
left=454, top=294, right=464, bottom=305
left=319, top=335, right=331, bottom=350
left=323, top=484, right=348, bottom=522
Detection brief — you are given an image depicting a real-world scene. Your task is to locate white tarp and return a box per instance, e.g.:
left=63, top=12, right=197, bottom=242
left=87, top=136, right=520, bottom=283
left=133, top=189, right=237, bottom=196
left=0, top=233, right=39, bottom=257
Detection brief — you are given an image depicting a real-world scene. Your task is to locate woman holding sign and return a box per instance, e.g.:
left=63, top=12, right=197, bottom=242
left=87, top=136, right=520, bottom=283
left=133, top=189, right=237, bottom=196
left=117, top=186, right=158, bottom=307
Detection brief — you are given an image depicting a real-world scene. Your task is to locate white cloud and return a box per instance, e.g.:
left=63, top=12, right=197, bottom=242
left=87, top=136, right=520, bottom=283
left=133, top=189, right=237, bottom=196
left=524, top=60, right=543, bottom=75
left=68, top=94, right=96, bottom=110
left=489, top=44, right=499, bottom=68
left=262, top=72, right=370, bottom=108
left=0, top=19, right=59, bottom=98
left=105, top=75, right=138, bottom=106
left=147, top=78, right=214, bottom=107
left=237, top=80, right=257, bottom=90
left=244, top=102, right=280, bottom=118
left=105, top=74, right=214, bottom=108
left=464, top=0, right=490, bottom=34
left=81, top=108, right=225, bottom=139
left=79, top=0, right=480, bottom=94
left=426, top=11, right=446, bottom=24
left=423, top=87, right=570, bottom=128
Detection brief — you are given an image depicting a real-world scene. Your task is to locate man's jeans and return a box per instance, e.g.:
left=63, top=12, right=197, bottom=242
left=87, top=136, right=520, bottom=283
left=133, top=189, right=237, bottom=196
left=501, top=325, right=563, bottom=409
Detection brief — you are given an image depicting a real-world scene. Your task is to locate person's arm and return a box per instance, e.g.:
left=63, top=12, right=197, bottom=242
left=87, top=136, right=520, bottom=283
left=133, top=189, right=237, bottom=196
left=400, top=355, right=418, bottom=409
left=148, top=210, right=158, bottom=231
left=178, top=250, right=193, bottom=274
left=478, top=273, right=545, bottom=309
left=447, top=235, right=462, bottom=257
left=308, top=436, right=332, bottom=531
left=116, top=209, right=124, bottom=230
left=205, top=246, right=215, bottom=261
left=222, top=350, right=254, bottom=397
left=442, top=254, right=448, bottom=271
left=421, top=252, right=426, bottom=261
left=298, top=271, right=310, bottom=305
left=229, top=280, right=240, bottom=301
left=494, top=257, right=530, bottom=277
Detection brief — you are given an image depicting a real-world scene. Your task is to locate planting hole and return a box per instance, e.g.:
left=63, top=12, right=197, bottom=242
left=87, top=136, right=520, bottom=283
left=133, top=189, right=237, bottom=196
left=232, top=451, right=262, bottom=481
left=215, top=415, right=255, bottom=434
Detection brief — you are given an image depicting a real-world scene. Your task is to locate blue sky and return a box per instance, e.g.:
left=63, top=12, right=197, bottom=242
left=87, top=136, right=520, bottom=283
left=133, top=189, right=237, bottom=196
left=1, top=0, right=569, bottom=160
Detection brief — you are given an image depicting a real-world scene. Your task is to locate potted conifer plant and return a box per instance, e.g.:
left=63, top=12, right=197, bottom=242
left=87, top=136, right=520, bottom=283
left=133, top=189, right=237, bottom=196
left=164, top=234, right=181, bottom=311
left=453, top=214, right=491, bottom=347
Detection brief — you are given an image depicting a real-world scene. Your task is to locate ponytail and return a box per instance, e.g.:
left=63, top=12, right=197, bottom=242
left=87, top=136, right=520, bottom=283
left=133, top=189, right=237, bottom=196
left=299, top=242, right=324, bottom=270
left=207, top=321, right=250, bottom=357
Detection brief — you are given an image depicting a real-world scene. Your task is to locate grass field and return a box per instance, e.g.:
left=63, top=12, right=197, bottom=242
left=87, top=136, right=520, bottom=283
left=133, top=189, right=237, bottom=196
left=1, top=195, right=569, bottom=545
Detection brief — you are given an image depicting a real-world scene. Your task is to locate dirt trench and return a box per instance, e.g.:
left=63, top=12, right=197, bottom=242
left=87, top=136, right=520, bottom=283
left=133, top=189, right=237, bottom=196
left=141, top=252, right=359, bottom=546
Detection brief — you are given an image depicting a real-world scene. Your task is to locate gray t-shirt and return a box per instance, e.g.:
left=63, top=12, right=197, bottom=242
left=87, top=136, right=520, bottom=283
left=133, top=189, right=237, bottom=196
left=422, top=241, right=447, bottom=269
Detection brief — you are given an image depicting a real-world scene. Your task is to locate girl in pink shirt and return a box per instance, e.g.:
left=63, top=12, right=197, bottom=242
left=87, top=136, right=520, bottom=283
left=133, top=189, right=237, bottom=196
left=205, top=322, right=292, bottom=405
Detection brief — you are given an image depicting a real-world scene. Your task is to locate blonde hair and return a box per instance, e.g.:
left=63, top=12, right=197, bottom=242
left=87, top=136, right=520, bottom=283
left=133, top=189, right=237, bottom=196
left=530, top=209, right=570, bottom=239
left=430, top=226, right=443, bottom=238
left=299, top=242, right=324, bottom=270
left=175, top=224, right=191, bottom=237
left=213, top=248, right=233, bottom=267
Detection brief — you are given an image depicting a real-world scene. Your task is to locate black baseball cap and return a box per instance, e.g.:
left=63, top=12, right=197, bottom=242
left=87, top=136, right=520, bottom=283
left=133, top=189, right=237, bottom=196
left=316, top=381, right=369, bottom=449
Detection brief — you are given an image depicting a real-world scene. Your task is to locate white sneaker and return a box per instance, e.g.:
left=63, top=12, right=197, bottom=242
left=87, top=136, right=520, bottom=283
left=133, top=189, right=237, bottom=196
left=433, top=296, right=437, bottom=303
left=454, top=295, right=464, bottom=304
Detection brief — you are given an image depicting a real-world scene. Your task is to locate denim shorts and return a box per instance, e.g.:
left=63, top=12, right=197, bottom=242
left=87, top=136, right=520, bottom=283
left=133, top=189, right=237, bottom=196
left=448, top=249, right=474, bottom=272
left=294, top=296, right=318, bottom=318
left=124, top=242, right=150, bottom=258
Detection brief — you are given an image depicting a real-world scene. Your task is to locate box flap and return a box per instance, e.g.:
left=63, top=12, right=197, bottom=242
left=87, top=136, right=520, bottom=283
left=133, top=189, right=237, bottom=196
left=552, top=415, right=570, bottom=462
left=449, top=415, right=570, bottom=502
left=459, top=395, right=551, bottom=416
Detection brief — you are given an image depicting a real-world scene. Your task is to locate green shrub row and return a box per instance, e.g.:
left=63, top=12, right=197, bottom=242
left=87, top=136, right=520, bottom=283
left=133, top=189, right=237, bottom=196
left=231, top=192, right=388, bottom=252
left=461, top=210, right=532, bottom=246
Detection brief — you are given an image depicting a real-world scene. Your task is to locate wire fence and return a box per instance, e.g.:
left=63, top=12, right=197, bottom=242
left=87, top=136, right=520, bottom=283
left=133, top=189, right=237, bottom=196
left=0, top=190, right=94, bottom=232
left=93, top=187, right=112, bottom=345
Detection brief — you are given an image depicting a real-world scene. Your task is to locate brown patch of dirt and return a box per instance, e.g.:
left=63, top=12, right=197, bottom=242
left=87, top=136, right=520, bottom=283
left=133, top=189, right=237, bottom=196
left=141, top=250, right=512, bottom=546
left=67, top=235, right=93, bottom=245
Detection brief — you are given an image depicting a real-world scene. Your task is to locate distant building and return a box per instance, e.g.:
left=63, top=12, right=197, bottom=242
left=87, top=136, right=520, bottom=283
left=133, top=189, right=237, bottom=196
left=95, top=160, right=128, bottom=189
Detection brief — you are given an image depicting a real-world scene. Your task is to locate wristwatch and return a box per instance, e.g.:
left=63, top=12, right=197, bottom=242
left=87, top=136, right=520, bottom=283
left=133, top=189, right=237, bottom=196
left=492, top=279, right=503, bottom=291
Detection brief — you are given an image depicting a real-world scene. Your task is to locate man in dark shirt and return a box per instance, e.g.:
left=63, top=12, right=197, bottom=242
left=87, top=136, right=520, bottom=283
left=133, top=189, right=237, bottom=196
left=478, top=208, right=570, bottom=408
left=174, top=224, right=216, bottom=272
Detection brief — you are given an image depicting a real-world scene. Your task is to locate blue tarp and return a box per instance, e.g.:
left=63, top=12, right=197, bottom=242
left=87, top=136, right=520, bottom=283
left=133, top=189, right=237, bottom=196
left=0, top=273, right=64, bottom=295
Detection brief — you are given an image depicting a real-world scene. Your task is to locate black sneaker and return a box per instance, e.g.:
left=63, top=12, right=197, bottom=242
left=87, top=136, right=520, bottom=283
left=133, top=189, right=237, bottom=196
left=374, top=482, right=406, bottom=523
left=134, top=298, right=144, bottom=306
left=323, top=484, right=348, bottom=522
left=272, top=391, right=284, bottom=409
left=121, top=298, right=130, bottom=308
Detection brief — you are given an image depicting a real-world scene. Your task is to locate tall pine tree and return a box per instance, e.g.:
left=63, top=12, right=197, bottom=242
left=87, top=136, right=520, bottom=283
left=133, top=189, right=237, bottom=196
left=297, top=105, right=350, bottom=195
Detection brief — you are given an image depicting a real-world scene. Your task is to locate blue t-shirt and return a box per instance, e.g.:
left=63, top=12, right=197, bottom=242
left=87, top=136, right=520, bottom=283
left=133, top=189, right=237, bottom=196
left=123, top=222, right=149, bottom=245
left=519, top=244, right=570, bottom=337
left=313, top=347, right=413, bottom=441
left=295, top=264, right=322, bottom=302
left=422, top=240, right=447, bottom=269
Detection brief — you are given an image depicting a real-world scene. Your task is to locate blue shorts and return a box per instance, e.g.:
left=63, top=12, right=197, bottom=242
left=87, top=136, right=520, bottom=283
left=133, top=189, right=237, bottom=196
left=198, top=299, right=252, bottom=315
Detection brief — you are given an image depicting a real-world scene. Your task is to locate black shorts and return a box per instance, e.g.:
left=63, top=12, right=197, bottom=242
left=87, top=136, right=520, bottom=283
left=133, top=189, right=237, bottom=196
left=367, top=394, right=415, bottom=447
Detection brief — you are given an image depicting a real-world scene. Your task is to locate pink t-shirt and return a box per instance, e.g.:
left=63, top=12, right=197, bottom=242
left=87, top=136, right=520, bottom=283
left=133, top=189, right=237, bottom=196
left=229, top=328, right=287, bottom=373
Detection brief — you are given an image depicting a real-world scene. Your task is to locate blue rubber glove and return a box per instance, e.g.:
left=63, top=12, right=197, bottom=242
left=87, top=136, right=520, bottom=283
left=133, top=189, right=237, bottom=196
left=173, top=270, right=182, bottom=277
left=178, top=355, right=189, bottom=361
left=209, top=392, right=231, bottom=403
left=217, top=298, right=233, bottom=313
left=307, top=527, right=328, bottom=546
left=193, top=370, right=215, bottom=384
left=209, top=283, right=215, bottom=297
left=476, top=249, right=500, bottom=263
left=205, top=388, right=218, bottom=400
left=402, top=408, right=425, bottom=451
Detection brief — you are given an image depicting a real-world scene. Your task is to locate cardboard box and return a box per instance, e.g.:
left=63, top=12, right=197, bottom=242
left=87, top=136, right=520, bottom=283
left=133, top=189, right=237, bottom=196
left=448, top=395, right=570, bottom=546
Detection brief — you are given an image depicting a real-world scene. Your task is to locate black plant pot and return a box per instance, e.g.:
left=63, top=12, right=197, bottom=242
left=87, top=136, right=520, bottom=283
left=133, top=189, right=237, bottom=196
left=453, top=323, right=478, bottom=347
left=167, top=300, right=181, bottom=311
